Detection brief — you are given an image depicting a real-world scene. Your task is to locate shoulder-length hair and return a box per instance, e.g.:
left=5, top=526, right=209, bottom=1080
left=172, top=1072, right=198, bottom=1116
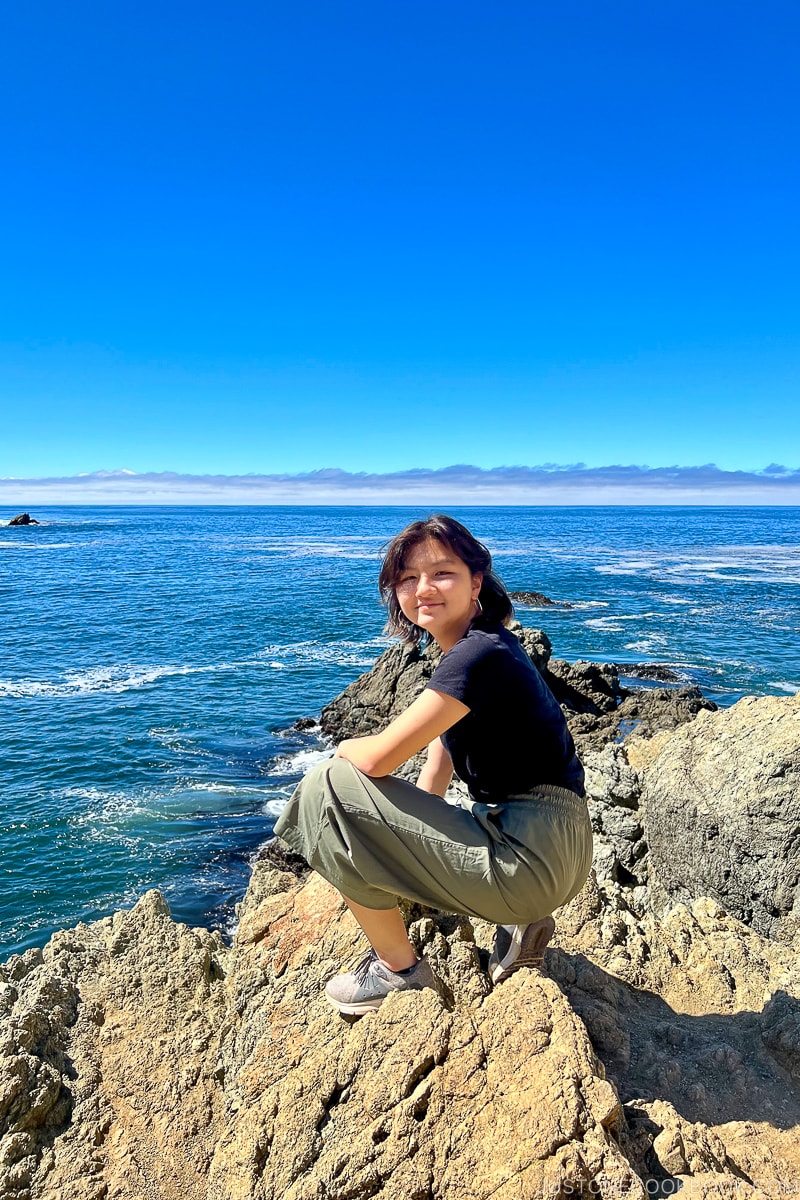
left=378, top=514, right=514, bottom=646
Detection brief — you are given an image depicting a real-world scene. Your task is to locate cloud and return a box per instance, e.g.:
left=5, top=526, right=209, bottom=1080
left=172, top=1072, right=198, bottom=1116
left=1, top=463, right=800, bottom=505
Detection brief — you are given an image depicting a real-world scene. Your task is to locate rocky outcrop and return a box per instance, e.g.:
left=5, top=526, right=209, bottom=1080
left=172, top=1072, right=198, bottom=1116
left=3, top=633, right=799, bottom=1198
left=3, top=852, right=799, bottom=1199
left=641, top=693, right=800, bottom=942
left=509, top=591, right=573, bottom=608
left=6, top=514, right=39, bottom=526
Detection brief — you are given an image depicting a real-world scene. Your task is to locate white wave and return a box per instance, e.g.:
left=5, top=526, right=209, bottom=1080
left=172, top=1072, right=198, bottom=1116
left=262, top=796, right=290, bottom=818
left=584, top=617, right=625, bottom=632
left=60, top=786, right=154, bottom=826
left=1, top=639, right=375, bottom=697
left=258, top=637, right=388, bottom=670
left=0, top=540, right=75, bottom=549
left=567, top=600, right=610, bottom=610
left=265, top=747, right=334, bottom=776
left=181, top=781, right=280, bottom=798
left=768, top=681, right=799, bottom=694
left=593, top=566, right=643, bottom=576
left=0, top=661, right=236, bottom=699
left=623, top=636, right=670, bottom=652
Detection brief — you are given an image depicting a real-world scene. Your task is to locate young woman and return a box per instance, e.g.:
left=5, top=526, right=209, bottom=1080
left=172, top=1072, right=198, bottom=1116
left=274, top=515, right=592, bottom=1015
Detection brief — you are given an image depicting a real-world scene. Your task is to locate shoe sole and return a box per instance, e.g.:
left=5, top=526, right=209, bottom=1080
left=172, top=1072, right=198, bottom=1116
left=324, top=992, right=385, bottom=1016
left=489, top=916, right=556, bottom=984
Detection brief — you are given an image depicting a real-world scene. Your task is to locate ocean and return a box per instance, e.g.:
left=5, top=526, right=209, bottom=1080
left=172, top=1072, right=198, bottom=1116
left=2, top=504, right=798, bottom=961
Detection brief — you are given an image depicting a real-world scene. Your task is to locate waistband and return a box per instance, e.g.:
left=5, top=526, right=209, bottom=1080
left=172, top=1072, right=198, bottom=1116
left=461, top=783, right=587, bottom=816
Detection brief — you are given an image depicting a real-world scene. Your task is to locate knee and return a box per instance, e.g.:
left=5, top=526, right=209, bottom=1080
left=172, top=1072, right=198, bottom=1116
left=300, top=755, right=359, bottom=796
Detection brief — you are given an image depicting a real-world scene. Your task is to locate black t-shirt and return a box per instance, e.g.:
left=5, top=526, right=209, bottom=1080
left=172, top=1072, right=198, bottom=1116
left=425, top=623, right=585, bottom=802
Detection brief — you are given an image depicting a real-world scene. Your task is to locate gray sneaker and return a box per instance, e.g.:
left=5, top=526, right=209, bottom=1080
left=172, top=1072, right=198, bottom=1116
left=488, top=915, right=556, bottom=984
left=324, top=949, right=435, bottom=1016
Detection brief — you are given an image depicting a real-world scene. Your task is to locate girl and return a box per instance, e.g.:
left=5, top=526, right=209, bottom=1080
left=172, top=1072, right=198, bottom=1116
left=274, top=515, right=592, bottom=1015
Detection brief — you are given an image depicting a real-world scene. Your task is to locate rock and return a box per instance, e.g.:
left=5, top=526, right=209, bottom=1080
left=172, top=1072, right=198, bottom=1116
left=613, top=663, right=685, bottom=683
left=544, top=658, right=623, bottom=716
left=641, top=693, right=800, bottom=941
left=567, top=685, right=717, bottom=755
left=509, top=590, right=573, bottom=608
left=6, top=513, right=40, bottom=526
left=4, top=845, right=800, bottom=1196
left=0, top=891, right=229, bottom=1200
left=583, top=744, right=648, bottom=887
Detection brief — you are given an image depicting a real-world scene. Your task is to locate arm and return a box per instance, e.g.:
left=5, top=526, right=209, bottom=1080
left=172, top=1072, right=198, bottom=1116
left=334, top=688, right=468, bottom=778
left=416, top=736, right=454, bottom=797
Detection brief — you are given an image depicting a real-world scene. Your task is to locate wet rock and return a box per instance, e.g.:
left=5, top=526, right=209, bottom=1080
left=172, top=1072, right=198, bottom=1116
left=7, top=513, right=39, bottom=526
left=509, top=590, right=573, bottom=608
left=613, top=663, right=685, bottom=683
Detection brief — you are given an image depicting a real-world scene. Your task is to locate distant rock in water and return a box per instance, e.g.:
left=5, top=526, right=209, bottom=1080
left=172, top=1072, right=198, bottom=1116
left=613, top=663, right=684, bottom=683
left=509, top=590, right=573, bottom=608
left=7, top=512, right=40, bottom=526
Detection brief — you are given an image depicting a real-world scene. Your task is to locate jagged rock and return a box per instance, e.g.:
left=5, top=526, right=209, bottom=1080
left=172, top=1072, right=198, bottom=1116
left=613, top=663, right=685, bottom=683
left=3, top=852, right=800, bottom=1197
left=6, top=513, right=39, bottom=526
left=0, top=891, right=229, bottom=1200
left=583, top=744, right=648, bottom=887
left=642, top=693, right=800, bottom=941
left=509, top=590, right=573, bottom=608
left=544, top=658, right=623, bottom=716
left=567, top=685, right=717, bottom=754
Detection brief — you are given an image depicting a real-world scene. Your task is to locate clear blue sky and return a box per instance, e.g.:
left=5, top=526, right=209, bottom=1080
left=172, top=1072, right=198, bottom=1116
left=2, top=0, right=799, bottom=486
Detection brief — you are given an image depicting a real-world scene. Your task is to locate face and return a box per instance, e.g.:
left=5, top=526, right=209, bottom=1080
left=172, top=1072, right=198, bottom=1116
left=395, top=538, right=482, bottom=650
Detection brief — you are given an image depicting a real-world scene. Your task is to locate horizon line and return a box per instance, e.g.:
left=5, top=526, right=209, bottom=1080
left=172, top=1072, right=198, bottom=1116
left=2, top=462, right=800, bottom=506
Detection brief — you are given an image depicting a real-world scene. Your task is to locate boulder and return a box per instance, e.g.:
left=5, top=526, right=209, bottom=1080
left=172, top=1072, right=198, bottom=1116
left=509, top=590, right=573, bottom=608
left=3, top=855, right=800, bottom=1198
left=7, top=513, right=39, bottom=526
left=642, top=693, right=800, bottom=941
left=567, top=685, right=717, bottom=755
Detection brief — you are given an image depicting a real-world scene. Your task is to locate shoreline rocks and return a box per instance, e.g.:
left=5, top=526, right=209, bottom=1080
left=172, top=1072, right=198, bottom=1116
left=2, top=630, right=799, bottom=1198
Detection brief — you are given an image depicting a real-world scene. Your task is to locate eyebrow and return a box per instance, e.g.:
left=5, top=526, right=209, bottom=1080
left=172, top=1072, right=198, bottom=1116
left=401, top=556, right=458, bottom=571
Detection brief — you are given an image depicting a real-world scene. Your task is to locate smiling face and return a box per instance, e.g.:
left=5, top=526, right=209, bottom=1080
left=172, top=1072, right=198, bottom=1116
left=395, top=538, right=483, bottom=651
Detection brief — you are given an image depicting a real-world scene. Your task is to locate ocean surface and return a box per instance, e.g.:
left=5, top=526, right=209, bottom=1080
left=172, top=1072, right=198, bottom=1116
left=2, top=505, right=799, bottom=961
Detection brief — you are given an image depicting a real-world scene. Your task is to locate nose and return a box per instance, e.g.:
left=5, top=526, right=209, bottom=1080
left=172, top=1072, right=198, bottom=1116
left=415, top=572, right=436, bottom=598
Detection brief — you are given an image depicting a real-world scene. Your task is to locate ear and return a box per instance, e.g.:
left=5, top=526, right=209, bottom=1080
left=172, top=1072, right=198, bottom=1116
left=471, top=572, right=483, bottom=599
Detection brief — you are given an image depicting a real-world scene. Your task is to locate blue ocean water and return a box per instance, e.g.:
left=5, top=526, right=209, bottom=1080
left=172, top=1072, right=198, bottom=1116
left=2, top=505, right=799, bottom=960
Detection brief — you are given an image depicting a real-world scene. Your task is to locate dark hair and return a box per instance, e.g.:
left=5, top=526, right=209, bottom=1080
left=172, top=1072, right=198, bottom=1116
left=378, top=514, right=514, bottom=645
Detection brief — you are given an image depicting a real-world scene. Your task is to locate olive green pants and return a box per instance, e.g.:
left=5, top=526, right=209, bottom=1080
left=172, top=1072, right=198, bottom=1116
left=274, top=758, right=592, bottom=924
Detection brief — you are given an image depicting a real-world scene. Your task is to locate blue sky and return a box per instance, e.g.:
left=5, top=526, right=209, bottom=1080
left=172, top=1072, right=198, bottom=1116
left=2, top=1, right=799, bottom=501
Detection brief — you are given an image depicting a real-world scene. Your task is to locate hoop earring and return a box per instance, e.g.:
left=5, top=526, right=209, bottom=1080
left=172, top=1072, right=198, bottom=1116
left=474, top=596, right=483, bottom=616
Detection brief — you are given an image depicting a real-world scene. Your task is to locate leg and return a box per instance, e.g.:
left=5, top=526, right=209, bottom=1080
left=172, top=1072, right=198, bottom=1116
left=343, top=897, right=417, bottom=972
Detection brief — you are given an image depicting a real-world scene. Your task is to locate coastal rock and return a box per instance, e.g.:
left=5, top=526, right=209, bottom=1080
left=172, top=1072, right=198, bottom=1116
left=6, top=514, right=39, bottom=526
left=0, top=891, right=229, bottom=1200
left=567, top=685, right=717, bottom=755
left=641, top=693, right=800, bottom=941
left=583, top=744, right=648, bottom=888
left=509, top=590, right=573, bottom=608
left=543, top=658, right=622, bottom=716
left=3, top=854, right=800, bottom=1198
left=613, top=663, right=684, bottom=683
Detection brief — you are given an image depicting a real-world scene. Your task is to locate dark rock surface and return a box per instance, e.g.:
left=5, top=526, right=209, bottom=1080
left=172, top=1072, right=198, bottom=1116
left=7, top=513, right=40, bottom=526
left=613, top=663, right=685, bottom=683
left=509, top=590, right=573, bottom=608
